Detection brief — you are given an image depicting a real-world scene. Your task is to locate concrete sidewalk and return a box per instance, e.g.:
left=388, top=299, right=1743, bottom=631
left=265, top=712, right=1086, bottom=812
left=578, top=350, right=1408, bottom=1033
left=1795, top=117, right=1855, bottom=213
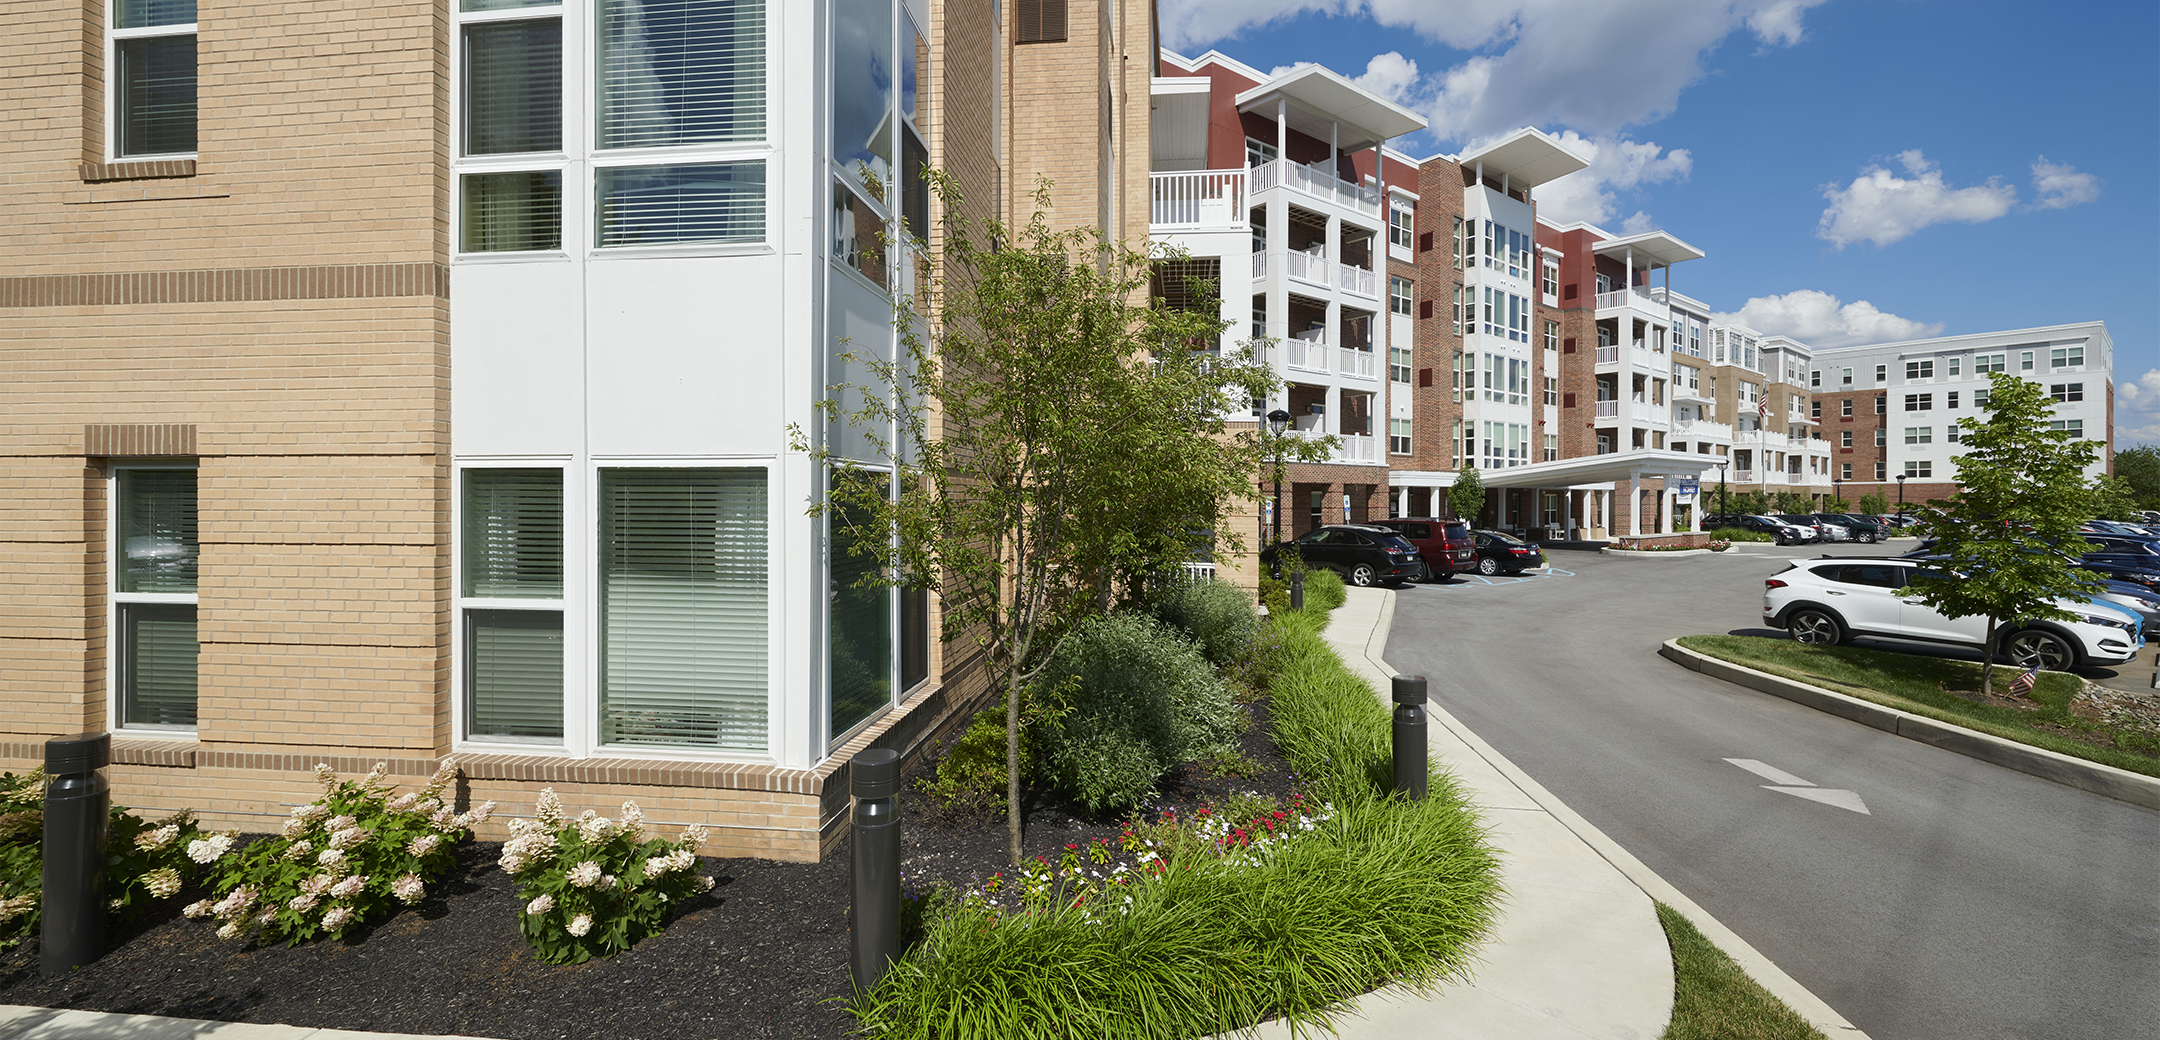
left=1276, top=587, right=1868, bottom=1040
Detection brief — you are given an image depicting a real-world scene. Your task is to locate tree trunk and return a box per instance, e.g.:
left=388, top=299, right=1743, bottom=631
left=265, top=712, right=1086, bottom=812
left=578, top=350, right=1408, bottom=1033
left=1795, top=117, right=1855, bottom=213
left=1005, top=662, right=1023, bottom=866
left=1981, top=618, right=1997, bottom=696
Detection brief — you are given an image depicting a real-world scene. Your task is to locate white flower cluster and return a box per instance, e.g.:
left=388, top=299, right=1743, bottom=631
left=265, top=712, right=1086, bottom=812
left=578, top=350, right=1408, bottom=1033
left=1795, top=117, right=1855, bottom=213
left=142, top=867, right=183, bottom=899
left=321, top=906, right=353, bottom=931
left=392, top=873, right=426, bottom=904
left=566, top=913, right=593, bottom=938
left=328, top=826, right=369, bottom=850
left=408, top=833, right=441, bottom=858
left=134, top=823, right=180, bottom=851
left=498, top=822, right=560, bottom=875
left=643, top=848, right=697, bottom=879
left=316, top=848, right=345, bottom=868
left=329, top=874, right=369, bottom=899
left=525, top=894, right=554, bottom=916
left=565, top=860, right=604, bottom=889
left=0, top=895, right=37, bottom=922
left=535, top=789, right=566, bottom=827
left=186, top=833, right=235, bottom=864
left=576, top=811, right=615, bottom=844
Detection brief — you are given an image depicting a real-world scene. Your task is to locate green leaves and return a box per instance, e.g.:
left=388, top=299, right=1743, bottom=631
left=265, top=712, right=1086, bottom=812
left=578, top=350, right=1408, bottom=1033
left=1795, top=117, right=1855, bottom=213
left=0, top=768, right=211, bottom=948
left=1449, top=465, right=1485, bottom=523
left=502, top=792, right=712, bottom=965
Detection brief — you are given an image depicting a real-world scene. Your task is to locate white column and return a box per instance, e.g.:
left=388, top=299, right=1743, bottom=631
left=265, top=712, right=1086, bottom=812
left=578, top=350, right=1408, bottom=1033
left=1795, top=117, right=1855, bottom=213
left=1275, top=99, right=1286, bottom=164
left=1628, top=471, right=1643, bottom=537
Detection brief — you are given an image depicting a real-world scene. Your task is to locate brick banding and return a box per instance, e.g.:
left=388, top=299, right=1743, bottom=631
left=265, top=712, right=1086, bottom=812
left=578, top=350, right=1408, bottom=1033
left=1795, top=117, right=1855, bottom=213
left=0, top=263, right=450, bottom=308
left=84, top=423, right=197, bottom=457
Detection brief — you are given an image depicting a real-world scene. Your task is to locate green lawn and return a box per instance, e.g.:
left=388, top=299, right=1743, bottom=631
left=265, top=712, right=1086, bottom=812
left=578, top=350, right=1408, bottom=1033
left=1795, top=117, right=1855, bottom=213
left=1678, top=635, right=2160, bottom=778
left=1658, top=903, right=1828, bottom=1040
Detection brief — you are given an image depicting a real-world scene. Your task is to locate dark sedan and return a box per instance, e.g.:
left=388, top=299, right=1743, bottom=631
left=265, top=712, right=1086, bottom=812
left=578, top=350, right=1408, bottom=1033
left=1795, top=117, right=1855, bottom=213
left=1260, top=524, right=1424, bottom=587
left=1469, top=530, right=1545, bottom=575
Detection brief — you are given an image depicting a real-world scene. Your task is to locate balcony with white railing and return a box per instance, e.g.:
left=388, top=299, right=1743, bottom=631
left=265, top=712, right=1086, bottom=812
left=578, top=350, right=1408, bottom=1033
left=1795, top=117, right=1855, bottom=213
left=1282, top=250, right=1329, bottom=287
left=1671, top=418, right=1733, bottom=442
left=1337, top=434, right=1378, bottom=464
left=1285, top=330, right=1330, bottom=374
left=1337, top=263, right=1377, bottom=299
left=1338, top=347, right=1377, bottom=381
left=1733, top=469, right=1756, bottom=483
left=1594, top=285, right=1671, bottom=321
left=1674, top=382, right=1714, bottom=404
left=1250, top=158, right=1383, bottom=219
left=1251, top=251, right=1267, bottom=279
left=1150, top=170, right=1248, bottom=231
left=1595, top=345, right=1619, bottom=365
left=1631, top=400, right=1668, bottom=425
left=1595, top=399, right=1620, bottom=420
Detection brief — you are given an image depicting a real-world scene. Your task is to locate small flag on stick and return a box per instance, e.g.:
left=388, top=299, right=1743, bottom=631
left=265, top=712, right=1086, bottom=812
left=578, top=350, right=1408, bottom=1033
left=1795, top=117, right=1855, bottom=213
left=2006, top=664, right=2040, bottom=696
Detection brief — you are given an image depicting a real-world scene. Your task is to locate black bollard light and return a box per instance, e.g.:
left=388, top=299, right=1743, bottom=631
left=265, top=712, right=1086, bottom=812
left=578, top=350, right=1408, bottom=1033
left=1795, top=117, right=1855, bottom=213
left=1290, top=571, right=1305, bottom=611
left=1390, top=676, right=1428, bottom=801
left=42, top=732, right=111, bottom=976
left=849, top=748, right=902, bottom=992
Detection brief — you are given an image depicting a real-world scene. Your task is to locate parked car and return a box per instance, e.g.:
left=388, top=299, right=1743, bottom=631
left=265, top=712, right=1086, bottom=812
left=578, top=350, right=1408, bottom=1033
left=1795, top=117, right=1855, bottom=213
left=1260, top=524, right=1424, bottom=588
left=1807, top=516, right=1855, bottom=542
left=2094, top=579, right=2160, bottom=633
left=1774, top=514, right=1837, bottom=542
left=1369, top=517, right=1476, bottom=581
left=1822, top=513, right=1889, bottom=544
left=1704, top=513, right=1813, bottom=545
left=1468, top=529, right=1544, bottom=575
left=1762, top=556, right=2142, bottom=669
left=2081, top=534, right=2160, bottom=557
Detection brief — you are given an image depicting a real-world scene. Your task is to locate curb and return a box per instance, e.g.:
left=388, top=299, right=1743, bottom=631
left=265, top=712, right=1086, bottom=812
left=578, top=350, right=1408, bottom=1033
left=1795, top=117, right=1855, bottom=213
left=1659, top=639, right=2160, bottom=811
left=1354, top=592, right=1871, bottom=1040
left=1600, top=547, right=1713, bottom=558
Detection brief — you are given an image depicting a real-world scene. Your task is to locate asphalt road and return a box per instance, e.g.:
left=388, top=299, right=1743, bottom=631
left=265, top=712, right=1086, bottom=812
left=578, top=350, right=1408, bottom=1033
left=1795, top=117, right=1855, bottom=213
left=1384, top=543, right=2160, bottom=1040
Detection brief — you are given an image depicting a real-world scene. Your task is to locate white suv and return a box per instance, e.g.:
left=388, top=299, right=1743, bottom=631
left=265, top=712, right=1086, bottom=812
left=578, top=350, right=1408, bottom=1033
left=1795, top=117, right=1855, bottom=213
left=1762, top=557, right=2143, bottom=670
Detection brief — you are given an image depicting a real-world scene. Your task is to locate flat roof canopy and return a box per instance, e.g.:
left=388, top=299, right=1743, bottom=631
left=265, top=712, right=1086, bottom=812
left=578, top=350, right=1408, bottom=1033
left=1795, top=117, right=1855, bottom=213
left=1151, top=77, right=1212, bottom=170
left=1236, top=65, right=1427, bottom=152
left=1458, top=128, right=1590, bottom=189
left=1590, top=230, right=1706, bottom=268
left=1468, top=449, right=1724, bottom=489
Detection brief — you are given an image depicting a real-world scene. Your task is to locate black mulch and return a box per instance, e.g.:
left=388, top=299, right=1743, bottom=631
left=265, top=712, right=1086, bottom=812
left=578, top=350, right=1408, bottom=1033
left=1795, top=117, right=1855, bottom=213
left=0, top=694, right=1297, bottom=1040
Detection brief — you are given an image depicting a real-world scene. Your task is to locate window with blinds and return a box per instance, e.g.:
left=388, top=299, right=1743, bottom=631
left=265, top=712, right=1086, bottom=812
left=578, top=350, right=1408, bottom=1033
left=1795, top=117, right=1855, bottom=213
left=112, top=0, right=197, bottom=157
left=599, top=469, right=767, bottom=750
left=462, top=469, right=565, bottom=741
left=596, top=0, right=766, bottom=149
left=595, top=162, right=765, bottom=247
left=463, top=19, right=561, bottom=155
left=1014, top=0, right=1066, bottom=43
left=114, top=468, right=198, bottom=729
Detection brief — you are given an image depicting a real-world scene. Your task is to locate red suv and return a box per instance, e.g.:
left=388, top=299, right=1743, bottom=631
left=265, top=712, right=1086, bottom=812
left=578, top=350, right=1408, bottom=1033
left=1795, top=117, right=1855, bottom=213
left=1371, top=518, right=1476, bottom=581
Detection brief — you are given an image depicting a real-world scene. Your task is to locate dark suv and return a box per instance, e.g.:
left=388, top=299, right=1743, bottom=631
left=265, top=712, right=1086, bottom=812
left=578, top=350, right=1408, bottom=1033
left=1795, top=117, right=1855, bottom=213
left=1369, top=517, right=1476, bottom=580
left=1818, top=513, right=1886, bottom=544
left=1260, top=524, right=1424, bottom=587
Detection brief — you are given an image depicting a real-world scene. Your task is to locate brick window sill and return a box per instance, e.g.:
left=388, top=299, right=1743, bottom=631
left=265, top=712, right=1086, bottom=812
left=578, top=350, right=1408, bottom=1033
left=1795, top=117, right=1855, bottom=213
left=80, top=160, right=197, bottom=183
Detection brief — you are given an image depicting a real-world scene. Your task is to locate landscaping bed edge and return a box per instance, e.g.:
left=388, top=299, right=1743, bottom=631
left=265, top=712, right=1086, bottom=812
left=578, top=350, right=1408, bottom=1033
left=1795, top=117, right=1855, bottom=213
left=1659, top=639, right=2160, bottom=811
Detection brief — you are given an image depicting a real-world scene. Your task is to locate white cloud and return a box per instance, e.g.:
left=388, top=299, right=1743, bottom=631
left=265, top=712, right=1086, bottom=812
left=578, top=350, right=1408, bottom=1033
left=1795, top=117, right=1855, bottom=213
left=1351, top=52, right=1421, bottom=105
left=1711, top=290, right=1944, bottom=349
left=1524, top=131, right=1691, bottom=228
left=1159, top=1, right=1828, bottom=142
left=1620, top=212, right=1657, bottom=235
left=2031, top=157, right=2101, bottom=209
left=1816, top=150, right=2018, bottom=248
left=2116, top=370, right=2160, bottom=445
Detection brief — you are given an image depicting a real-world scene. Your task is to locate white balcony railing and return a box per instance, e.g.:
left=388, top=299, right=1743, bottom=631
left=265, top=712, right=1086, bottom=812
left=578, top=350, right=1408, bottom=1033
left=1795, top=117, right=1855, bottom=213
left=1149, top=170, right=1247, bottom=229
left=1733, top=469, right=1756, bottom=483
left=1672, top=419, right=1733, bottom=441
left=1595, top=286, right=1667, bottom=313
left=1338, top=434, right=1378, bottom=464
left=1338, top=348, right=1377, bottom=380
left=1595, top=400, right=1619, bottom=419
left=1250, top=158, right=1382, bottom=217
left=1338, top=264, right=1377, bottom=298
left=1595, top=345, right=1619, bottom=365
left=1283, top=250, right=1329, bottom=286
left=1286, top=330, right=1329, bottom=373
left=1630, top=403, right=1665, bottom=424
left=1251, top=251, right=1267, bottom=279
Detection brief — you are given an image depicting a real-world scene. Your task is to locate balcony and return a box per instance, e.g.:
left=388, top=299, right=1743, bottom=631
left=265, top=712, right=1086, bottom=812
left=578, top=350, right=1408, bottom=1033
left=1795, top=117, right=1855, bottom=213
left=1250, top=158, right=1382, bottom=218
left=1337, top=263, right=1377, bottom=299
left=1285, top=330, right=1330, bottom=374
left=1149, top=170, right=1248, bottom=230
left=1671, top=419, right=1733, bottom=442
left=1674, top=382, right=1713, bottom=404
left=1338, top=347, right=1377, bottom=381
left=1282, top=250, right=1330, bottom=288
left=1630, top=398, right=1667, bottom=425
left=1733, top=469, right=1756, bottom=483
left=1286, top=429, right=1379, bottom=465
left=1593, top=338, right=1663, bottom=373
left=1595, top=400, right=1619, bottom=420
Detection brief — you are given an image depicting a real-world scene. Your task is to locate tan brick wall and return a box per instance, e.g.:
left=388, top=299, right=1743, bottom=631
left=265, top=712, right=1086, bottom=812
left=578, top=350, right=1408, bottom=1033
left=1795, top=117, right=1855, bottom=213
left=1006, top=0, right=1153, bottom=247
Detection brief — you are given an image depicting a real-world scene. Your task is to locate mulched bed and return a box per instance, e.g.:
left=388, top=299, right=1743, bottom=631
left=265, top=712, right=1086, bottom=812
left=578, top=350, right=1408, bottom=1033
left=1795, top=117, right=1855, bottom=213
left=0, top=693, right=1296, bottom=1040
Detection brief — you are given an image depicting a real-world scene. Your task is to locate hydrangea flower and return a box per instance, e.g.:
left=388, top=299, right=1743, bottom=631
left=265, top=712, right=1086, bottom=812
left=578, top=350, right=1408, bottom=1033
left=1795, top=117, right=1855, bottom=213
left=526, top=894, right=554, bottom=916
left=408, top=833, right=441, bottom=858
left=182, top=899, right=214, bottom=919
left=321, top=906, right=352, bottom=931
left=186, top=833, right=234, bottom=864
left=143, top=867, right=183, bottom=899
left=329, top=875, right=369, bottom=899
left=566, top=861, right=603, bottom=888
left=392, top=874, right=426, bottom=904
left=566, top=914, right=592, bottom=937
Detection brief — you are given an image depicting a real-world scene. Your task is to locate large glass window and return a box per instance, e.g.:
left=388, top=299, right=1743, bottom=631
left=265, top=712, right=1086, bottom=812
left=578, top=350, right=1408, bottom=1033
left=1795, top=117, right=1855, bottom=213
left=595, top=161, right=765, bottom=247
left=829, top=478, right=891, bottom=739
left=597, top=0, right=765, bottom=149
left=457, top=0, right=564, bottom=252
left=598, top=469, right=767, bottom=750
left=832, top=0, right=895, bottom=182
left=112, top=0, right=197, bottom=158
left=461, top=469, right=565, bottom=741
left=114, top=468, right=198, bottom=729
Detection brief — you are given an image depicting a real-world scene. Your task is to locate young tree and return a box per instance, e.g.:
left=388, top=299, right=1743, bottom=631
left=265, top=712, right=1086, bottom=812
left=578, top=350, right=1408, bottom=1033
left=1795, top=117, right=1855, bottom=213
left=797, top=176, right=1277, bottom=863
left=1774, top=491, right=1810, bottom=514
left=1449, top=465, right=1486, bottom=525
left=1904, top=373, right=2103, bottom=694
left=1857, top=491, right=1890, bottom=516
left=2092, top=473, right=2142, bottom=521
left=2112, top=444, right=2160, bottom=510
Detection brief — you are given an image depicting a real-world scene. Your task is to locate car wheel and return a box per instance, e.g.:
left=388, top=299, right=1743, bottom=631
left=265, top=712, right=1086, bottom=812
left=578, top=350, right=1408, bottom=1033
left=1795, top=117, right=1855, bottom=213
left=1787, top=608, right=1844, bottom=646
left=1477, top=557, right=1500, bottom=575
left=2003, top=629, right=2077, bottom=672
left=1774, top=533, right=1791, bottom=546
left=1348, top=563, right=1377, bottom=587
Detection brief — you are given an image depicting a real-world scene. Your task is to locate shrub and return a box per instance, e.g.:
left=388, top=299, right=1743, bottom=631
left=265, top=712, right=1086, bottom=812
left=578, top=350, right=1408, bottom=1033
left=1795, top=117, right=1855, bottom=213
left=501, top=789, right=714, bottom=964
left=186, top=762, right=488, bottom=945
left=1033, top=613, right=1242, bottom=814
left=1709, top=526, right=1772, bottom=543
left=0, top=768, right=211, bottom=948
left=917, top=688, right=1065, bottom=812
left=1298, top=567, right=1348, bottom=614
left=1150, top=578, right=1260, bottom=668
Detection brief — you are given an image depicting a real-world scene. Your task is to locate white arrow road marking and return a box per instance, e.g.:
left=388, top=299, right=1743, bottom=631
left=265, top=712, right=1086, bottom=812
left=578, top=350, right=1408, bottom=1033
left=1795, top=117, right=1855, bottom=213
left=1765, top=786, right=1871, bottom=814
left=1725, top=759, right=1871, bottom=815
left=1724, top=758, right=1812, bottom=786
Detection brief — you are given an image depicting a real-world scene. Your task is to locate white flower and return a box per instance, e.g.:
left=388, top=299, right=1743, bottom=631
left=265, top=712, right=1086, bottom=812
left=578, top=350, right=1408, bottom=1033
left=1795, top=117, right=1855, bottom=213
left=143, top=867, right=182, bottom=899
left=0, top=896, right=40, bottom=922
left=525, top=894, right=554, bottom=915
left=282, top=840, right=314, bottom=862
left=329, top=875, right=369, bottom=899
left=407, top=833, right=441, bottom=858
left=506, top=818, right=540, bottom=837
left=316, top=847, right=345, bottom=867
left=386, top=793, right=418, bottom=812
left=535, top=789, right=565, bottom=827
left=135, top=824, right=179, bottom=851
left=392, top=874, right=425, bottom=904
left=463, top=800, right=496, bottom=827
left=694, top=875, right=715, bottom=893
left=182, top=899, right=214, bottom=919
left=365, top=761, right=389, bottom=782
left=324, top=815, right=357, bottom=833
left=598, top=874, right=617, bottom=892
left=216, top=921, right=244, bottom=940
left=498, top=852, right=528, bottom=874
left=679, top=823, right=709, bottom=849
left=617, top=802, right=644, bottom=839
left=566, top=861, right=603, bottom=888
left=644, top=855, right=675, bottom=878
left=186, top=833, right=234, bottom=864
left=320, top=906, right=352, bottom=931
left=280, top=816, right=308, bottom=838
left=430, top=806, right=458, bottom=828
left=108, top=898, right=125, bottom=911
left=577, top=815, right=614, bottom=844
left=313, top=763, right=336, bottom=785
left=255, top=908, right=278, bottom=926
left=288, top=893, right=319, bottom=912
left=300, top=873, right=334, bottom=896
left=423, top=760, right=457, bottom=797
left=329, top=827, right=368, bottom=850
left=566, top=913, right=592, bottom=937
left=212, top=886, right=257, bottom=919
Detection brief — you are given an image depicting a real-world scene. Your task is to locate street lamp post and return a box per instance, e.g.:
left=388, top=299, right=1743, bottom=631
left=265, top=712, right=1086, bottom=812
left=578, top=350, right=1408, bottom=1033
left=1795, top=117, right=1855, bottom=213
left=1833, top=476, right=1843, bottom=511
left=1266, top=409, right=1291, bottom=545
left=1896, top=472, right=1908, bottom=515
left=1717, top=461, right=1729, bottom=521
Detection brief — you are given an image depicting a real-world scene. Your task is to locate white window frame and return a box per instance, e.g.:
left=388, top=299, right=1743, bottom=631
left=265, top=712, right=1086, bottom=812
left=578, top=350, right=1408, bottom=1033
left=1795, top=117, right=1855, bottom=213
left=109, top=461, right=200, bottom=736
left=107, top=0, right=199, bottom=162
left=453, top=1, right=575, bottom=258
left=454, top=461, right=574, bottom=751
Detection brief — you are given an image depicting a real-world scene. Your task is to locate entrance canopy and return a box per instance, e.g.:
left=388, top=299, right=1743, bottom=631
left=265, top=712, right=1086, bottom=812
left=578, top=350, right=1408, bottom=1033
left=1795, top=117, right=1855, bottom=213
left=1461, top=449, right=1722, bottom=490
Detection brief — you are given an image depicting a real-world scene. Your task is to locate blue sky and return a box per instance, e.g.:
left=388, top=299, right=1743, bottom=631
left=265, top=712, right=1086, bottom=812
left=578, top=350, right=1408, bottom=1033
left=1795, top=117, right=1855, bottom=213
left=1159, top=0, right=2160, bottom=443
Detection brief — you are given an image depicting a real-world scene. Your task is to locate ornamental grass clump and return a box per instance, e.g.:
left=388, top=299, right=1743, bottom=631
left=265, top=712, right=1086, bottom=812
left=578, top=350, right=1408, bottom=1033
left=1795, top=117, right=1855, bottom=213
left=1032, top=613, right=1244, bottom=815
left=503, top=788, right=715, bottom=964
left=185, top=761, right=489, bottom=945
left=0, top=768, right=212, bottom=948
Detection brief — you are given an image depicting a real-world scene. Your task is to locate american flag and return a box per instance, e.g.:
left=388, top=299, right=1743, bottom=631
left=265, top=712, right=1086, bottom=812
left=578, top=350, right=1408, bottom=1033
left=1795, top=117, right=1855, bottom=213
left=2006, top=664, right=2040, bottom=695
left=1757, top=388, right=1769, bottom=424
